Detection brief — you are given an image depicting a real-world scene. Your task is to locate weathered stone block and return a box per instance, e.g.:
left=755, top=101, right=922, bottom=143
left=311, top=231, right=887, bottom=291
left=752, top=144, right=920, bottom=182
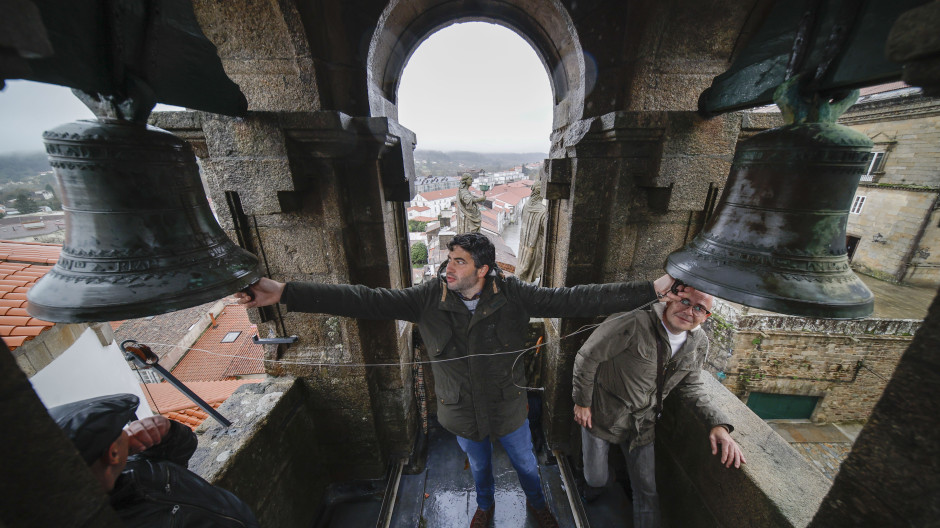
left=201, top=158, right=294, bottom=215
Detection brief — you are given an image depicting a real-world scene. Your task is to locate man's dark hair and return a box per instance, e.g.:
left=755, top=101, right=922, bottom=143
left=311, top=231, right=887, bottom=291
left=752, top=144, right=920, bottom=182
left=448, top=233, right=496, bottom=271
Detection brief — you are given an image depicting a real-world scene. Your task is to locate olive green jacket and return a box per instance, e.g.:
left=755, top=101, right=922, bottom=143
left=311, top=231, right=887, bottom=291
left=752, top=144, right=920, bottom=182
left=282, top=274, right=656, bottom=441
left=572, top=303, right=731, bottom=450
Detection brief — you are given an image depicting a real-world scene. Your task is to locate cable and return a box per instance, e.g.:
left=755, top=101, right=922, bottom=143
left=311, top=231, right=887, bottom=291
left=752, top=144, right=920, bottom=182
left=860, top=363, right=888, bottom=383
left=140, top=298, right=661, bottom=375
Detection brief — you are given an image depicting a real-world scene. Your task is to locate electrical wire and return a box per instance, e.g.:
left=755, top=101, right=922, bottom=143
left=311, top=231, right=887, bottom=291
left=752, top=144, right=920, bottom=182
left=860, top=363, right=888, bottom=383
left=140, top=298, right=662, bottom=390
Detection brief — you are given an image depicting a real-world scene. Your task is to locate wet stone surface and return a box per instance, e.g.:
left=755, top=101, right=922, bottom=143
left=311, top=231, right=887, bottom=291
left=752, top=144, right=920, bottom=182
left=390, top=420, right=578, bottom=527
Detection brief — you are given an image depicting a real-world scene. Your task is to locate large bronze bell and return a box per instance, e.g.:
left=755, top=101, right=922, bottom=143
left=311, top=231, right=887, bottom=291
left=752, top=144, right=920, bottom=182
left=26, top=119, right=260, bottom=323
left=666, top=80, right=874, bottom=319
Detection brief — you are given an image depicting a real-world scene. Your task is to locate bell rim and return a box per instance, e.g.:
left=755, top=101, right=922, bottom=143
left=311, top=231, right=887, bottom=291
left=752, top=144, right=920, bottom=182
left=666, top=253, right=874, bottom=320
left=25, top=267, right=261, bottom=323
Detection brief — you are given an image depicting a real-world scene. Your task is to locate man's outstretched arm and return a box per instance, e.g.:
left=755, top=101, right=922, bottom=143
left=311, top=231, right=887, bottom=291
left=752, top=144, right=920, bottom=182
left=235, top=277, right=285, bottom=308
left=235, top=276, right=427, bottom=322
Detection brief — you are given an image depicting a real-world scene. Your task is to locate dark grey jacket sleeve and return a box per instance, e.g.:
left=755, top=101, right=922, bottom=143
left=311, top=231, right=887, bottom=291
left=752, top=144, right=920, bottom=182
left=281, top=280, right=434, bottom=323
left=506, top=277, right=657, bottom=318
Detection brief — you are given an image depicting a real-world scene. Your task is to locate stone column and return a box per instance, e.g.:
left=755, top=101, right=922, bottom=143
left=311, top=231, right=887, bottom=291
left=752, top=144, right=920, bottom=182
left=0, top=340, right=123, bottom=527
left=153, top=110, right=416, bottom=480
left=540, top=110, right=739, bottom=451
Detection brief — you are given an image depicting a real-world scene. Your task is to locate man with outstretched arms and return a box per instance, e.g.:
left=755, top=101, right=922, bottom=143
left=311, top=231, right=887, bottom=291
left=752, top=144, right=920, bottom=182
left=239, top=232, right=681, bottom=528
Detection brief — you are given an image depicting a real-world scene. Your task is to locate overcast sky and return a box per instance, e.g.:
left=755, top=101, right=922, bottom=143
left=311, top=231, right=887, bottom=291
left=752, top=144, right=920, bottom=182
left=0, top=81, right=95, bottom=154
left=0, top=22, right=553, bottom=155
left=397, top=22, right=553, bottom=153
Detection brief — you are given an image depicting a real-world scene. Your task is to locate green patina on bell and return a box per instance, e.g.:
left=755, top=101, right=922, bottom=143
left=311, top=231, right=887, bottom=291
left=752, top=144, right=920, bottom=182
left=666, top=76, right=875, bottom=319
left=26, top=119, right=260, bottom=323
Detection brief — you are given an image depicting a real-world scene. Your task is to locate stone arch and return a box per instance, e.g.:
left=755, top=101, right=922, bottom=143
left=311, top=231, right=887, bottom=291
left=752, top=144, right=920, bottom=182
left=366, top=0, right=586, bottom=148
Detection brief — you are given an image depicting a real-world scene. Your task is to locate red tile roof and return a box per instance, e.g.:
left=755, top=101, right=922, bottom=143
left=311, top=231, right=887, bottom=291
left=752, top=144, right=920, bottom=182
left=0, top=241, right=60, bottom=351
left=139, top=379, right=262, bottom=430
left=0, top=240, right=62, bottom=264
left=416, top=188, right=458, bottom=201
left=169, top=303, right=266, bottom=382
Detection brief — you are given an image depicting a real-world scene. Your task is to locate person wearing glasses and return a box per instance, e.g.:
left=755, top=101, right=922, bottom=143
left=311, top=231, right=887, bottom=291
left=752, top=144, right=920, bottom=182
left=571, top=287, right=745, bottom=528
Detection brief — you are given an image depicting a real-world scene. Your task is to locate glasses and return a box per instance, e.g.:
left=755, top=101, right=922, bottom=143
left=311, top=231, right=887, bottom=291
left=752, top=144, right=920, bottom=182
left=679, top=298, right=711, bottom=316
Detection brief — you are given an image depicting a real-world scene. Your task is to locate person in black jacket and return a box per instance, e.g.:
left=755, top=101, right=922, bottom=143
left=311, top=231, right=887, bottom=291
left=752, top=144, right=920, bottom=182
left=48, top=393, right=259, bottom=527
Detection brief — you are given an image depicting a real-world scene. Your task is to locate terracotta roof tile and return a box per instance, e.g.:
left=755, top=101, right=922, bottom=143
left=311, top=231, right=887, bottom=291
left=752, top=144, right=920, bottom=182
left=0, top=316, right=31, bottom=326
left=3, top=336, right=27, bottom=348
left=0, top=241, right=61, bottom=264
left=165, top=407, right=214, bottom=429
left=170, top=303, right=266, bottom=382
left=0, top=241, right=60, bottom=350
left=140, top=379, right=262, bottom=429
left=11, top=326, right=45, bottom=336
left=112, top=300, right=219, bottom=360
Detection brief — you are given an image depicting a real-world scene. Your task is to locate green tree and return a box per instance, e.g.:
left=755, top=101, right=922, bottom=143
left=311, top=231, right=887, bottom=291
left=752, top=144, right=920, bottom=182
left=408, top=219, right=428, bottom=232
left=411, top=241, right=428, bottom=266
left=14, top=192, right=39, bottom=214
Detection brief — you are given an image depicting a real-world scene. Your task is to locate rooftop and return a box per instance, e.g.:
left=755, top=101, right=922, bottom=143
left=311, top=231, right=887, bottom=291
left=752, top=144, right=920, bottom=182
left=169, top=303, right=266, bottom=382
left=0, top=240, right=59, bottom=350
left=0, top=214, right=67, bottom=241
left=140, top=379, right=263, bottom=429
left=112, top=299, right=222, bottom=360
left=416, top=188, right=458, bottom=201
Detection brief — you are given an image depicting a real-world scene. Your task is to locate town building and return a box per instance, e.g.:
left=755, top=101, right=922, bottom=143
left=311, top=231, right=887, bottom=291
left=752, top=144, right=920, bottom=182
left=409, top=188, right=457, bottom=217
left=840, top=85, right=940, bottom=286
left=413, top=174, right=460, bottom=194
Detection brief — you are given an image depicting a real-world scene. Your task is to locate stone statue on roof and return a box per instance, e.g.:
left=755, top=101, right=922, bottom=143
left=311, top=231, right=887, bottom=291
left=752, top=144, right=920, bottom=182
left=516, top=177, right=547, bottom=283
left=456, top=173, right=485, bottom=234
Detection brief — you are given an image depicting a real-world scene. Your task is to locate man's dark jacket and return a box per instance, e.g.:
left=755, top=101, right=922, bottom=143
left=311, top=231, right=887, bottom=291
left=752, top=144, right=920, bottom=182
left=110, top=421, right=259, bottom=527
left=283, top=273, right=657, bottom=441
left=572, top=303, right=731, bottom=450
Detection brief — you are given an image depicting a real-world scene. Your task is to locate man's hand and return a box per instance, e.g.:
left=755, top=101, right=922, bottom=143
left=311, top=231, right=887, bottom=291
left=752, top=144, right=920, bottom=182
left=234, top=277, right=286, bottom=308
left=653, top=274, right=683, bottom=303
left=125, top=416, right=171, bottom=455
left=573, top=405, right=593, bottom=429
left=709, top=426, right=746, bottom=468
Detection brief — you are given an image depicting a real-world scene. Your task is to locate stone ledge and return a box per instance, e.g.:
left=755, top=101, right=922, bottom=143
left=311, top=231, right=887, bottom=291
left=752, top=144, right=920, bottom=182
left=190, top=377, right=330, bottom=528
left=658, top=374, right=831, bottom=527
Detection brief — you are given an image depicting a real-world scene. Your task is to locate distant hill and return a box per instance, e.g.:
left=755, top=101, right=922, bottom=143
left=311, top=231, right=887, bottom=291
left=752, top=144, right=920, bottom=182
left=414, top=150, right=546, bottom=178
left=0, top=151, right=50, bottom=184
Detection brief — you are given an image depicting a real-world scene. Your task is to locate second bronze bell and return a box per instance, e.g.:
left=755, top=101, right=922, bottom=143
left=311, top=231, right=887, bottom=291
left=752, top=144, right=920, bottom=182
left=666, top=114, right=875, bottom=319
left=26, top=119, right=260, bottom=323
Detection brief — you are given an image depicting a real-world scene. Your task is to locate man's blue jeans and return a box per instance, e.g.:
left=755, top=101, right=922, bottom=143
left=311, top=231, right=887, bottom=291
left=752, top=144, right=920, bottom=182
left=456, top=420, right=546, bottom=511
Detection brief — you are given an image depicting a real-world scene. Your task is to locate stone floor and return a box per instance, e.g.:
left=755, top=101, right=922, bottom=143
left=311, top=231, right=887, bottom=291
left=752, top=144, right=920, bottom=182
left=768, top=421, right=861, bottom=482
left=857, top=273, right=938, bottom=320
left=316, top=418, right=638, bottom=527
left=390, top=419, right=579, bottom=527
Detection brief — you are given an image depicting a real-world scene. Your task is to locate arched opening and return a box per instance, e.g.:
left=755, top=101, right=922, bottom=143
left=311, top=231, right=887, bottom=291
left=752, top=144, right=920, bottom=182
left=367, top=0, right=586, bottom=155
left=396, top=22, right=553, bottom=154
